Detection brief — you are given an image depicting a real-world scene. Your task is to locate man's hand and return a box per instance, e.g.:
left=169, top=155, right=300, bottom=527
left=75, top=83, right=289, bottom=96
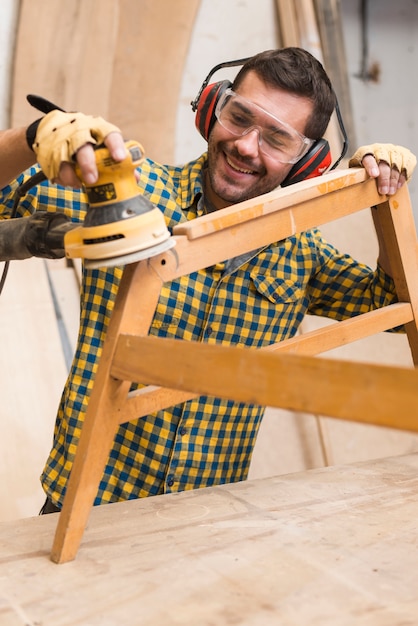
left=58, top=132, right=127, bottom=187
left=349, top=143, right=417, bottom=196
left=31, top=109, right=127, bottom=187
left=361, top=156, right=405, bottom=196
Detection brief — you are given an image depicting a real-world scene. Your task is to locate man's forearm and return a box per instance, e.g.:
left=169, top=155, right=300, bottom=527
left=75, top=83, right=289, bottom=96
left=0, top=127, right=36, bottom=188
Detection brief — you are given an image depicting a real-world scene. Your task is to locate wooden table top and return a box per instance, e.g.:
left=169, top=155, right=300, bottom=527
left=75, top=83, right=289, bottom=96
left=1, top=453, right=418, bottom=625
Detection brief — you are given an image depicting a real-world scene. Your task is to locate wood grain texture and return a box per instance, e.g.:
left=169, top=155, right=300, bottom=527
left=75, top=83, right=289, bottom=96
left=112, top=333, right=418, bottom=430
left=108, top=0, right=201, bottom=161
left=11, top=0, right=120, bottom=123
left=120, top=302, right=413, bottom=423
left=1, top=454, right=418, bottom=623
left=11, top=0, right=200, bottom=162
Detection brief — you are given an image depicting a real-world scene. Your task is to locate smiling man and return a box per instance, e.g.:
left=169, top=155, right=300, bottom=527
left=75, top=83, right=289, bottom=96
left=0, top=47, right=415, bottom=513
left=205, top=60, right=319, bottom=208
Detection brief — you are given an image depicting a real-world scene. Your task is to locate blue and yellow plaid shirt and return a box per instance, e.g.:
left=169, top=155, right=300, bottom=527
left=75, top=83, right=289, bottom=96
left=0, top=155, right=397, bottom=507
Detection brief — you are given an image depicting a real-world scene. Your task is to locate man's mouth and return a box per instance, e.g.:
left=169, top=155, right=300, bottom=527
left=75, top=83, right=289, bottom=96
left=225, top=154, right=257, bottom=175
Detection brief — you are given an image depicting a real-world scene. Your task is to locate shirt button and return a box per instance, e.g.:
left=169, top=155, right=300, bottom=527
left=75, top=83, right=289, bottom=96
left=179, top=427, right=187, bottom=436
left=206, top=327, right=213, bottom=336
left=167, top=476, right=175, bottom=487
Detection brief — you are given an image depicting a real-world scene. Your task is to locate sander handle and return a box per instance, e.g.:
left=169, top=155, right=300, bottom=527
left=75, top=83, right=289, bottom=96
left=0, top=212, right=76, bottom=261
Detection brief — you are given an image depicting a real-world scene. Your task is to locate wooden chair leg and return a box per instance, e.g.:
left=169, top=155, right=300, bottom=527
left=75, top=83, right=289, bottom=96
left=374, top=187, right=418, bottom=363
left=51, top=379, right=129, bottom=563
left=51, top=261, right=165, bottom=563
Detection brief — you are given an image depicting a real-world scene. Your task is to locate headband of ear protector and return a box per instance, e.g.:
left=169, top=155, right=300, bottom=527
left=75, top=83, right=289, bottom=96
left=190, top=57, right=348, bottom=187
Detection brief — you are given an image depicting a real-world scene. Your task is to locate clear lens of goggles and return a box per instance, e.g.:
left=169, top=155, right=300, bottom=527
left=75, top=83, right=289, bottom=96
left=214, top=88, right=314, bottom=164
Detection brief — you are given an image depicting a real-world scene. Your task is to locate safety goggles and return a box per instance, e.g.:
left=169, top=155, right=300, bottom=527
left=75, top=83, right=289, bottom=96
left=214, top=88, right=315, bottom=164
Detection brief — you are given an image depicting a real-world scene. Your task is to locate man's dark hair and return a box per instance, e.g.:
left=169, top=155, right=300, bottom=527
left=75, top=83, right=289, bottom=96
left=232, top=47, right=336, bottom=140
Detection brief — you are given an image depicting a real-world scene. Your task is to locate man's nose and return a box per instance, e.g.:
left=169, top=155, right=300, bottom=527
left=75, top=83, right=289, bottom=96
left=235, top=127, right=261, bottom=156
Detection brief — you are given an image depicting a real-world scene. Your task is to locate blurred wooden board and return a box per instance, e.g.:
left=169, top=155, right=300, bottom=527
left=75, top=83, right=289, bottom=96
left=11, top=0, right=200, bottom=162
left=1, top=453, right=418, bottom=624
left=0, top=259, right=72, bottom=520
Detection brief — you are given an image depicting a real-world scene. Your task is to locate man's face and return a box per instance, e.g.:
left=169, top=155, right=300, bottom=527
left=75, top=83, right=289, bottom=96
left=205, top=71, right=314, bottom=211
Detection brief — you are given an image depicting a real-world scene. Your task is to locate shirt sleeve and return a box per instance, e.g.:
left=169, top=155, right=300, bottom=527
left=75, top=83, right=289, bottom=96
left=0, top=165, right=89, bottom=223
left=306, top=227, right=398, bottom=320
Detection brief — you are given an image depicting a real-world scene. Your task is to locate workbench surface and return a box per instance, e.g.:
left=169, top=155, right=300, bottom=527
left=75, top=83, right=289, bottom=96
left=1, top=453, right=418, bottom=625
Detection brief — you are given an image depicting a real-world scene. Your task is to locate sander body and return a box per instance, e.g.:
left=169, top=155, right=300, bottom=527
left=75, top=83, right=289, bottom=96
left=65, top=140, right=174, bottom=268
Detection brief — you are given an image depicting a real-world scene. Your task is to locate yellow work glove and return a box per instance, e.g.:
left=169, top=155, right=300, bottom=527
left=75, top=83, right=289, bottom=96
left=31, top=109, right=121, bottom=181
left=349, top=143, right=417, bottom=181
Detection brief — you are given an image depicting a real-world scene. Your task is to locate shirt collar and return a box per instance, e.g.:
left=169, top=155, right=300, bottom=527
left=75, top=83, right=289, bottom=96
left=177, top=153, right=207, bottom=212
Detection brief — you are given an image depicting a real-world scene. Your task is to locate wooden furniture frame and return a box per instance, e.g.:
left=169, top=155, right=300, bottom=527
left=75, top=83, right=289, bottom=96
left=50, top=168, right=418, bottom=563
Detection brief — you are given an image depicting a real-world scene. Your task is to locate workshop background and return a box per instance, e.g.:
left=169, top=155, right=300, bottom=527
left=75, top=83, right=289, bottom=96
left=1, top=0, right=418, bottom=522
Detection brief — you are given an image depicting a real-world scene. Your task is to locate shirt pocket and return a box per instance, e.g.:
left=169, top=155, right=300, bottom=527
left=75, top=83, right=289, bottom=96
left=250, top=272, right=304, bottom=305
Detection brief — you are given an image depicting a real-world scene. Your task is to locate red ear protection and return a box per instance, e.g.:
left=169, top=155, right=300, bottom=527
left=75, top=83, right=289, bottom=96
left=195, top=80, right=232, bottom=140
left=281, top=138, right=331, bottom=187
left=191, top=57, right=347, bottom=186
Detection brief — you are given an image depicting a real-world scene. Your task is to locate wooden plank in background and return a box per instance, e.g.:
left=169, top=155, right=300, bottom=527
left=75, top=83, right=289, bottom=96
left=275, top=0, right=299, bottom=46
left=108, top=0, right=201, bottom=162
left=314, top=0, right=357, bottom=149
left=11, top=0, right=120, bottom=123
left=11, top=0, right=201, bottom=163
left=0, top=258, right=70, bottom=520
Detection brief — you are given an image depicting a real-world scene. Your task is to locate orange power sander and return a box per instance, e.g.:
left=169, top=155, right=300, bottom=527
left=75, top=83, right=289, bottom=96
left=65, top=139, right=174, bottom=269
left=0, top=95, right=174, bottom=270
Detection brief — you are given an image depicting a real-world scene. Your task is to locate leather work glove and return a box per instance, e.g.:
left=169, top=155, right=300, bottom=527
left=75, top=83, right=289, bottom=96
left=25, top=94, right=121, bottom=181
left=349, top=143, right=417, bottom=181
left=29, top=110, right=121, bottom=181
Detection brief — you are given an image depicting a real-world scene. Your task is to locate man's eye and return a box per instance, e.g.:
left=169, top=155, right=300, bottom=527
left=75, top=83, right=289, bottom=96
left=265, top=132, right=292, bottom=150
left=265, top=133, right=286, bottom=148
left=230, top=111, right=251, bottom=127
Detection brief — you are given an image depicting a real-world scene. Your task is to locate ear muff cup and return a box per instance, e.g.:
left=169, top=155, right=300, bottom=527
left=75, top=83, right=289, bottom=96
left=281, top=138, right=332, bottom=187
left=195, top=80, right=232, bottom=140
